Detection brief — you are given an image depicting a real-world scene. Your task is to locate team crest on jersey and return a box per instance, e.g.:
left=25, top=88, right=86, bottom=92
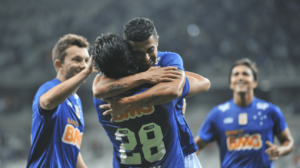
left=226, top=133, right=262, bottom=151
left=238, top=113, right=248, bottom=125
left=62, top=124, right=83, bottom=149
left=114, top=106, right=155, bottom=122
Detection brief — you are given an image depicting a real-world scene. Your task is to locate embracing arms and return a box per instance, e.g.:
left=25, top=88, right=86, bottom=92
left=186, top=71, right=211, bottom=97
left=93, top=66, right=182, bottom=99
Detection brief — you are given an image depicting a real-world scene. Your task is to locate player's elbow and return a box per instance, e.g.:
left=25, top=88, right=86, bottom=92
left=39, top=97, right=53, bottom=110
left=93, top=88, right=104, bottom=99
left=203, top=78, right=211, bottom=92
left=165, top=86, right=182, bottom=99
left=92, top=84, right=109, bottom=99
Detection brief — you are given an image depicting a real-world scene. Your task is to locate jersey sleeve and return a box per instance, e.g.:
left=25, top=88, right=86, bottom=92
left=197, top=107, right=218, bottom=142
left=171, top=78, right=190, bottom=107
left=160, top=52, right=185, bottom=71
left=32, top=82, right=57, bottom=119
left=181, top=77, right=190, bottom=99
left=270, top=104, right=288, bottom=135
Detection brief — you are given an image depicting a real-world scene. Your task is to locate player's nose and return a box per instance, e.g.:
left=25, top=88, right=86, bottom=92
left=80, top=60, right=87, bottom=69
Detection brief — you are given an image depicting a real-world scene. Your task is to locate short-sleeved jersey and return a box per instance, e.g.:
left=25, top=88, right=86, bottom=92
left=198, top=97, right=288, bottom=168
left=155, top=51, right=198, bottom=156
left=93, top=79, right=190, bottom=168
left=27, top=78, right=84, bottom=168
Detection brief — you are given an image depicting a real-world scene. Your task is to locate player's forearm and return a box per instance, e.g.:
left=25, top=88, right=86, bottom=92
left=40, top=70, right=92, bottom=110
left=186, top=71, right=211, bottom=97
left=76, top=152, right=87, bottom=168
left=194, top=136, right=208, bottom=155
left=278, top=138, right=294, bottom=156
left=121, top=86, right=179, bottom=108
left=120, top=71, right=185, bottom=108
left=92, top=73, right=147, bottom=99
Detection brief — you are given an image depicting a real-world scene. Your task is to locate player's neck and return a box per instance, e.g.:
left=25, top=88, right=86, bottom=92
left=233, top=91, right=254, bottom=107
left=56, top=72, right=67, bottom=82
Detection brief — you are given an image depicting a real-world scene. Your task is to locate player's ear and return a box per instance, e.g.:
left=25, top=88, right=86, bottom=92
left=54, top=59, right=62, bottom=71
left=253, top=80, right=258, bottom=89
left=156, top=36, right=159, bottom=46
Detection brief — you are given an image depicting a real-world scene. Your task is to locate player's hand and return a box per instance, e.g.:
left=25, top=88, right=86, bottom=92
left=99, top=96, right=128, bottom=122
left=85, top=55, right=98, bottom=75
left=144, top=66, right=182, bottom=84
left=182, top=98, right=186, bottom=116
left=265, top=141, right=280, bottom=161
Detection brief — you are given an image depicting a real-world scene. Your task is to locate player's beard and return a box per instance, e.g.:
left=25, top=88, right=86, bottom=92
left=137, top=61, right=151, bottom=72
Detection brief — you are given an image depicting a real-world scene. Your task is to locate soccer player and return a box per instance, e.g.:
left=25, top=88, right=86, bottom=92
left=194, top=58, right=295, bottom=168
left=27, top=34, right=96, bottom=168
left=93, top=17, right=209, bottom=168
left=92, top=33, right=208, bottom=168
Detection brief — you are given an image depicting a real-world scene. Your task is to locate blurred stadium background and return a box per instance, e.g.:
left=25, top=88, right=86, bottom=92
left=0, top=0, right=300, bottom=167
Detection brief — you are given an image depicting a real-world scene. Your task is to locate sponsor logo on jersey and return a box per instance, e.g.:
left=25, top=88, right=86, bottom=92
left=67, top=117, right=78, bottom=127
left=75, top=105, right=81, bottom=119
left=155, top=57, right=161, bottom=65
left=114, top=106, right=155, bottom=122
left=223, top=117, right=234, bottom=124
left=62, top=124, right=83, bottom=149
left=218, top=102, right=230, bottom=112
left=256, top=102, right=269, bottom=110
left=150, top=166, right=161, bottom=168
left=67, top=100, right=73, bottom=108
left=226, top=133, right=262, bottom=151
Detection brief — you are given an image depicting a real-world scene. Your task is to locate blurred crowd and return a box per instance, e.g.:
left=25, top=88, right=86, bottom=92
left=0, top=0, right=300, bottom=167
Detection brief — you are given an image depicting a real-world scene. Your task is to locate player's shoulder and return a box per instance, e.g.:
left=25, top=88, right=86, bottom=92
left=36, top=78, right=60, bottom=94
left=254, top=97, right=274, bottom=110
left=158, top=51, right=182, bottom=59
left=39, top=78, right=60, bottom=89
left=213, top=99, right=233, bottom=113
left=253, top=97, right=282, bottom=115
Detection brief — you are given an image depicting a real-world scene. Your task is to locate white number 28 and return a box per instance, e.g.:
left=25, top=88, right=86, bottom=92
left=115, top=122, right=166, bottom=165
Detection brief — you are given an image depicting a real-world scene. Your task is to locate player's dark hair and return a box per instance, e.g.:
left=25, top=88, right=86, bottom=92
left=229, top=58, right=258, bottom=83
left=91, top=33, right=139, bottom=78
left=123, top=17, right=158, bottom=42
left=52, top=34, right=89, bottom=71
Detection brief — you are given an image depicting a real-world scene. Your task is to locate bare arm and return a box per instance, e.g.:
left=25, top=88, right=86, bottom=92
left=101, top=70, right=186, bottom=121
left=39, top=58, right=96, bottom=110
left=186, top=71, right=211, bottom=97
left=76, top=152, right=87, bottom=168
left=194, top=136, right=208, bottom=155
left=93, top=66, right=181, bottom=99
left=265, top=127, right=294, bottom=161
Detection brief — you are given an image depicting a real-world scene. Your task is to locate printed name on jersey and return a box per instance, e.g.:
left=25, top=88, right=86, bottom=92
left=218, top=102, right=230, bottom=112
left=114, top=106, right=155, bottom=122
left=226, top=133, right=262, bottom=151
left=62, top=124, right=83, bottom=149
left=256, top=102, right=269, bottom=110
